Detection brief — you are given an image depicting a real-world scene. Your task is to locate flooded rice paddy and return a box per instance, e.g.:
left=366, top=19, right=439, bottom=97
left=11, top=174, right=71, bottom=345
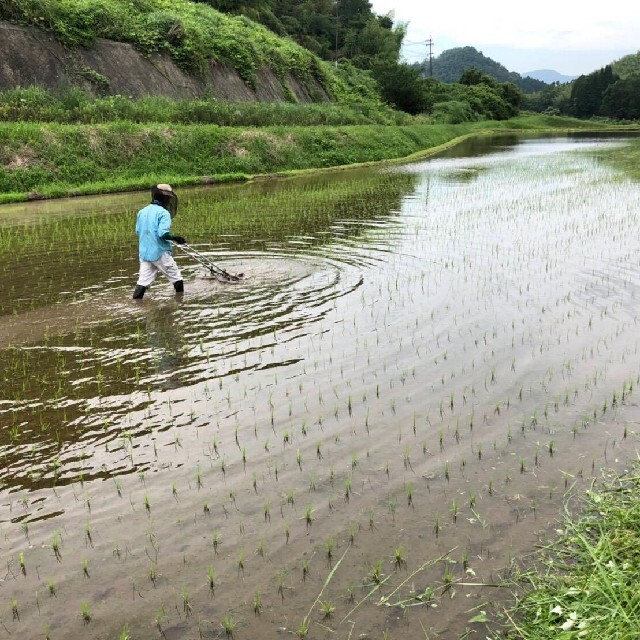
left=2, top=134, right=640, bottom=639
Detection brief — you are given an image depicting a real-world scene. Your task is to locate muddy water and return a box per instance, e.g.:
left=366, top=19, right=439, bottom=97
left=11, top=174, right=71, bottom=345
left=2, top=136, right=640, bottom=640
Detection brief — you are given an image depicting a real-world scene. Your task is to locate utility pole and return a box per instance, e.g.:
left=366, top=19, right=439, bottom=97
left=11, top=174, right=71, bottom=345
left=335, top=2, right=339, bottom=68
left=426, top=37, right=434, bottom=77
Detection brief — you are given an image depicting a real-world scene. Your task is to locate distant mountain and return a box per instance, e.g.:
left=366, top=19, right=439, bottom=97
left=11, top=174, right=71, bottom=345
left=522, top=69, right=577, bottom=84
left=418, top=46, right=549, bottom=93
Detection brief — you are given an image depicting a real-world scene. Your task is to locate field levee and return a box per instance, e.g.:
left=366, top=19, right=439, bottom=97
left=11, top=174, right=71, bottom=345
left=0, top=114, right=635, bottom=204
left=0, top=121, right=478, bottom=202
left=0, top=20, right=328, bottom=102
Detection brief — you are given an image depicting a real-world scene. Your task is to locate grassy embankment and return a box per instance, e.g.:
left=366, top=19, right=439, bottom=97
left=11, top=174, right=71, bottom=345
left=1, top=112, right=636, bottom=204
left=496, top=463, right=640, bottom=638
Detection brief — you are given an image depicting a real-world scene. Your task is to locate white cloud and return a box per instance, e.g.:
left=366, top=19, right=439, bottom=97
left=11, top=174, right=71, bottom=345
left=370, top=0, right=640, bottom=74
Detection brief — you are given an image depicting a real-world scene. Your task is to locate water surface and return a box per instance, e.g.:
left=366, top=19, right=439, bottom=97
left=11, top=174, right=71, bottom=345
left=2, top=134, right=640, bottom=639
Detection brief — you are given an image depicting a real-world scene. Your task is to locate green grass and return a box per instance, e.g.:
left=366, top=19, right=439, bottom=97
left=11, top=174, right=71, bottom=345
left=0, top=86, right=413, bottom=127
left=498, top=465, right=640, bottom=638
left=3, top=115, right=635, bottom=204
left=0, top=121, right=467, bottom=202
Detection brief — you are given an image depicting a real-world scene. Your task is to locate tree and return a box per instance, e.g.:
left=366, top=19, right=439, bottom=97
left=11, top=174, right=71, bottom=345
left=432, top=100, right=474, bottom=123
left=601, top=78, right=640, bottom=120
left=371, top=61, right=431, bottom=114
left=468, top=84, right=511, bottom=120
left=459, top=67, right=484, bottom=86
left=569, top=65, right=618, bottom=117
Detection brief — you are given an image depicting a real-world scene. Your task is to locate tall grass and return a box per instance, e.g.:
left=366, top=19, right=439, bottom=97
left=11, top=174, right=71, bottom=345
left=499, top=466, right=640, bottom=637
left=0, top=87, right=414, bottom=127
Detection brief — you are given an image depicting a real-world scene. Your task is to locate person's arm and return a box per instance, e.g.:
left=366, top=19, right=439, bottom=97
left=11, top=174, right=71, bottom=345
left=160, top=231, right=186, bottom=244
left=157, top=211, right=186, bottom=243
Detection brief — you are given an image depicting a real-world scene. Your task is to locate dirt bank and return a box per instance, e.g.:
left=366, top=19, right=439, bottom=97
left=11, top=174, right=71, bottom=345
left=0, top=20, right=329, bottom=102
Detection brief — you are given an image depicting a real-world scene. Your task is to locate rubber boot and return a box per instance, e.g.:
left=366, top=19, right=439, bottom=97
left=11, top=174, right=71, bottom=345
left=133, top=285, right=146, bottom=299
left=173, top=280, right=184, bottom=294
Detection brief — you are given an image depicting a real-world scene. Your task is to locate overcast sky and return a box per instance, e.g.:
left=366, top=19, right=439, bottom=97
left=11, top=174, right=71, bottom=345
left=369, top=0, right=640, bottom=76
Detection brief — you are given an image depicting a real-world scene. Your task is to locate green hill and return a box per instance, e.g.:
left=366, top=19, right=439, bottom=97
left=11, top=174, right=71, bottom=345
left=418, top=46, right=548, bottom=93
left=612, top=50, right=640, bottom=78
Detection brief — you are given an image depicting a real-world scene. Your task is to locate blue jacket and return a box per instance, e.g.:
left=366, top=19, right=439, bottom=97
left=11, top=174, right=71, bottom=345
left=136, top=202, right=172, bottom=262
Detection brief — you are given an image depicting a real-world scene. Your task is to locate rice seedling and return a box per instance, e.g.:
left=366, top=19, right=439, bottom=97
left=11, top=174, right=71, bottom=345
left=320, top=600, right=335, bottom=618
left=277, top=567, right=287, bottom=599
left=393, top=546, right=406, bottom=569
left=253, top=590, right=262, bottom=615
left=81, top=602, right=91, bottom=624
left=221, top=614, right=236, bottom=638
left=403, top=447, right=412, bottom=470
left=51, top=532, right=62, bottom=561
left=450, top=498, right=459, bottom=523
left=462, top=548, right=469, bottom=571
left=212, top=530, right=221, bottom=554
left=305, top=504, right=314, bottom=527
left=326, top=536, right=335, bottom=564
left=406, top=483, right=414, bottom=507
left=182, top=586, right=192, bottom=617
left=369, top=559, right=384, bottom=585
left=297, top=619, right=310, bottom=639
left=368, top=508, right=376, bottom=530
left=344, top=476, right=352, bottom=503
left=302, top=558, right=309, bottom=582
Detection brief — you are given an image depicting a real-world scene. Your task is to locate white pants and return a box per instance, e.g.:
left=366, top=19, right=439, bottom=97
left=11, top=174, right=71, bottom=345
left=137, top=252, right=182, bottom=287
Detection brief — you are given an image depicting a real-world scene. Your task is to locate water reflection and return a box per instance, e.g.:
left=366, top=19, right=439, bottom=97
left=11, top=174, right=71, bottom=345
left=0, top=133, right=638, bottom=494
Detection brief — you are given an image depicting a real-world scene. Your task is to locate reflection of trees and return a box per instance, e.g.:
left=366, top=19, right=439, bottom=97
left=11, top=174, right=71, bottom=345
left=434, top=134, right=519, bottom=160
left=180, top=169, right=418, bottom=251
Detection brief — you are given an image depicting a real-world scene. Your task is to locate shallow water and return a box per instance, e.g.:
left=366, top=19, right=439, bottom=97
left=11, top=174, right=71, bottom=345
left=2, top=135, right=640, bottom=639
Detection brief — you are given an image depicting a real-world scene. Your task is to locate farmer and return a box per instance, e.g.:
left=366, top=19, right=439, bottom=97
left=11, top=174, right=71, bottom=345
left=133, top=183, right=187, bottom=299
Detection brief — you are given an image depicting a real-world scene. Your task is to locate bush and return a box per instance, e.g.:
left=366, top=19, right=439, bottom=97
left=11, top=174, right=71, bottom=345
left=431, top=100, right=475, bottom=124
